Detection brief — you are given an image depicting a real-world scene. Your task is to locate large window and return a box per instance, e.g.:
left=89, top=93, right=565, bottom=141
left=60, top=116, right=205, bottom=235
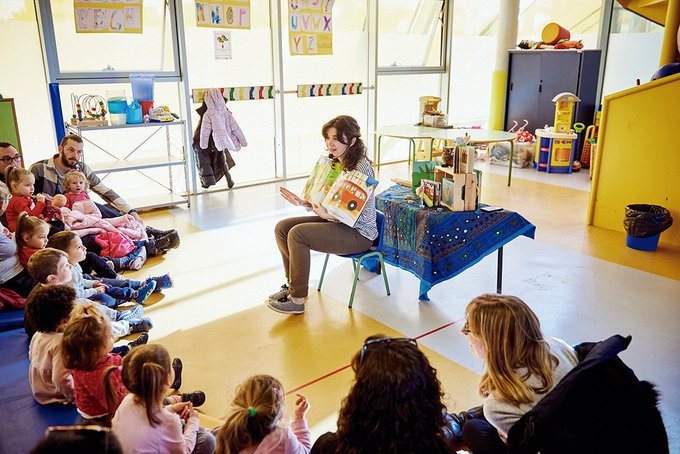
left=378, top=0, right=447, bottom=71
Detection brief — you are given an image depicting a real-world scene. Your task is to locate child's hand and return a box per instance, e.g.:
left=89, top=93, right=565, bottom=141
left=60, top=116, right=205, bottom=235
left=294, top=393, right=310, bottom=420
left=94, top=283, right=107, bottom=293
left=170, top=401, right=193, bottom=420
left=35, top=194, right=46, bottom=203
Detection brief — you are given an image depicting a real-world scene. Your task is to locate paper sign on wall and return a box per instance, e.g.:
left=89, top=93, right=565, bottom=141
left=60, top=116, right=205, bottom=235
left=289, top=0, right=335, bottom=55
left=74, top=0, right=143, bottom=34
left=214, top=31, right=232, bottom=59
left=196, top=1, right=250, bottom=29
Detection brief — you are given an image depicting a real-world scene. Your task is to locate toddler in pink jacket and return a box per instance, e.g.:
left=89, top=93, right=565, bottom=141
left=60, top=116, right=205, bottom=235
left=215, top=374, right=311, bottom=454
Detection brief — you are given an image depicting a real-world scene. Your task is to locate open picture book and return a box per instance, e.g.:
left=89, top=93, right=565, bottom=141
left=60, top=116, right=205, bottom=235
left=301, top=155, right=378, bottom=227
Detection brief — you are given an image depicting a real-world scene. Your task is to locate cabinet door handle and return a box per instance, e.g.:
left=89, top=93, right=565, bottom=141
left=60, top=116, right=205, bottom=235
left=510, top=82, right=513, bottom=91
left=539, top=83, right=542, bottom=93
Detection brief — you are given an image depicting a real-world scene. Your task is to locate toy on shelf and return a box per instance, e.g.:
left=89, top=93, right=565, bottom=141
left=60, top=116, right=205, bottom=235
left=70, top=93, right=108, bottom=127
left=148, top=105, right=179, bottom=122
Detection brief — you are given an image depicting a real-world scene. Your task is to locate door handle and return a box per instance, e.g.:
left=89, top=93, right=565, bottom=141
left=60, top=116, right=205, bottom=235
left=539, top=83, right=542, bottom=93
left=510, top=82, right=513, bottom=91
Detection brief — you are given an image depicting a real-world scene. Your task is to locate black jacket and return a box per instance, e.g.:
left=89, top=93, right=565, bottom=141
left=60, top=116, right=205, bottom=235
left=192, top=135, right=235, bottom=189
left=507, top=335, right=668, bottom=454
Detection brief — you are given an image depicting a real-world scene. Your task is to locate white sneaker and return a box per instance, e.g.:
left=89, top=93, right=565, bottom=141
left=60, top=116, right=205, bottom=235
left=267, top=296, right=305, bottom=315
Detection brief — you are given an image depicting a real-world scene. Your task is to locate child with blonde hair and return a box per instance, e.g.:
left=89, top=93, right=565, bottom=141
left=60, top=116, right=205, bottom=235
left=215, top=375, right=311, bottom=454
left=111, top=345, right=215, bottom=453
left=4, top=166, right=47, bottom=231
left=0, top=184, right=41, bottom=298
left=47, top=231, right=158, bottom=307
left=15, top=213, right=50, bottom=268
left=59, top=170, right=147, bottom=242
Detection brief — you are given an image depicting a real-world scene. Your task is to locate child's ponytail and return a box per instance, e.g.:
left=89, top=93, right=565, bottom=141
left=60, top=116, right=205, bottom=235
left=15, top=213, right=48, bottom=249
left=5, top=166, right=32, bottom=193
left=216, top=375, right=285, bottom=454
left=103, top=365, right=123, bottom=416
left=120, top=345, right=172, bottom=427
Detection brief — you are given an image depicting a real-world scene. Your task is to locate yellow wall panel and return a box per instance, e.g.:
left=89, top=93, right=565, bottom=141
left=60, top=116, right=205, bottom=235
left=588, top=72, right=680, bottom=246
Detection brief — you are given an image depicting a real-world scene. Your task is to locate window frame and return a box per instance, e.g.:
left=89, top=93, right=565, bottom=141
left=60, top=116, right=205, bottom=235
left=36, top=0, right=182, bottom=84
left=377, top=0, right=449, bottom=75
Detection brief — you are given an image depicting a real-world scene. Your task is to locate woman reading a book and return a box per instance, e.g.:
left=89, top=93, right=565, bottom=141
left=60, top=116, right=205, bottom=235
left=267, top=115, right=377, bottom=315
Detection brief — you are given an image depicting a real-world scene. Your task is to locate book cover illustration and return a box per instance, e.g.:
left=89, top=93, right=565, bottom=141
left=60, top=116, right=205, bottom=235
left=301, top=155, right=343, bottom=205
left=411, top=160, right=437, bottom=191
left=322, top=171, right=378, bottom=227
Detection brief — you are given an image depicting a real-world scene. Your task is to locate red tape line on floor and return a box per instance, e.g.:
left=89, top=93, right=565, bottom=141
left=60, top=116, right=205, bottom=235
left=286, top=319, right=463, bottom=395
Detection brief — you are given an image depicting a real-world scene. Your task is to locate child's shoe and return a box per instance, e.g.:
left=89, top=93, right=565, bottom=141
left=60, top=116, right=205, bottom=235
left=128, top=246, right=147, bottom=271
left=148, top=273, right=173, bottom=292
left=154, top=231, right=180, bottom=253
left=181, top=391, right=206, bottom=407
left=105, top=260, right=116, bottom=271
left=118, top=304, right=144, bottom=321
left=171, top=358, right=182, bottom=390
left=129, top=318, right=153, bottom=333
left=133, top=280, right=157, bottom=304
left=127, top=332, right=149, bottom=349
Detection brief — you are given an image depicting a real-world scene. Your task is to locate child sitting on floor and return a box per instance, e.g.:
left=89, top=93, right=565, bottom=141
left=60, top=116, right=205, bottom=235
left=57, top=171, right=146, bottom=241
left=111, top=345, right=216, bottom=454
left=26, top=284, right=76, bottom=404
left=4, top=166, right=47, bottom=232
left=62, top=303, right=204, bottom=424
left=214, top=374, right=311, bottom=454
left=46, top=231, right=159, bottom=308
left=25, top=248, right=152, bottom=339
left=15, top=213, right=50, bottom=268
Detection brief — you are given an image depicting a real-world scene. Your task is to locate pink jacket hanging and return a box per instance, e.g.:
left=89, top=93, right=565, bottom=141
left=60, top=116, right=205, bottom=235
left=199, top=88, right=248, bottom=152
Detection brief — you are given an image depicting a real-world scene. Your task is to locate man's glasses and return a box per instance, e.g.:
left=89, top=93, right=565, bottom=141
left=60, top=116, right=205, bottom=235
left=360, top=337, right=418, bottom=363
left=0, top=155, right=21, bottom=164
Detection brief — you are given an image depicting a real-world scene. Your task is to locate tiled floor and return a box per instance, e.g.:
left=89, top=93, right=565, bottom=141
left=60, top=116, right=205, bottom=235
left=127, top=160, right=679, bottom=450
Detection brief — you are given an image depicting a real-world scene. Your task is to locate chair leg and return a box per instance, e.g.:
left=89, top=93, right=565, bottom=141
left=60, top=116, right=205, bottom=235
left=318, top=254, right=330, bottom=291
left=348, top=257, right=363, bottom=308
left=379, top=255, right=390, bottom=296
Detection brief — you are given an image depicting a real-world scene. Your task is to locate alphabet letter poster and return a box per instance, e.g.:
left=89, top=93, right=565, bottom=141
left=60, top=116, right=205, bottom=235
left=195, top=1, right=251, bottom=29
left=74, top=0, right=143, bottom=34
left=289, top=0, right=334, bottom=55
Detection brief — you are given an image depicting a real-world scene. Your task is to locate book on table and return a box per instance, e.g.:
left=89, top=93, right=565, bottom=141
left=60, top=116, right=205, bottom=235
left=301, top=154, right=378, bottom=227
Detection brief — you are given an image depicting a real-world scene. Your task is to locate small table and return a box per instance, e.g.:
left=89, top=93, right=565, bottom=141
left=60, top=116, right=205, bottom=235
left=376, top=124, right=518, bottom=186
left=376, top=185, right=536, bottom=301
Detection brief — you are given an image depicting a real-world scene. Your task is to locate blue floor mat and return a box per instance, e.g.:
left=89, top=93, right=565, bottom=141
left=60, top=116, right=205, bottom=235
left=0, top=329, right=79, bottom=454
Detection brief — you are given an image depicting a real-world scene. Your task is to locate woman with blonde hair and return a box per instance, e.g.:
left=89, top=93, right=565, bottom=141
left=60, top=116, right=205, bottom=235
left=460, top=294, right=578, bottom=453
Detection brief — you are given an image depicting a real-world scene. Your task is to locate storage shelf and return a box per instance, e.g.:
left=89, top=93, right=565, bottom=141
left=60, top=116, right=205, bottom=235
left=66, top=120, right=185, bottom=132
left=89, top=156, right=186, bottom=174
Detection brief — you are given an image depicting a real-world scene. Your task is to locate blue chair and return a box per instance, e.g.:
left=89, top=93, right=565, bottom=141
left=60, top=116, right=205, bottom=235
left=317, top=210, right=391, bottom=308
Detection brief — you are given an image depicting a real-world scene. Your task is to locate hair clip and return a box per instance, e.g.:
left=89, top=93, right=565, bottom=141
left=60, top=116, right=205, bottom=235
left=117, top=366, right=123, bottom=371
left=272, top=387, right=283, bottom=397
left=248, top=406, right=256, bottom=418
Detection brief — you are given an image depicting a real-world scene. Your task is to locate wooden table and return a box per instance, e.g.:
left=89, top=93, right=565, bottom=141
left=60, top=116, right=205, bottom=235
left=376, top=124, right=518, bottom=186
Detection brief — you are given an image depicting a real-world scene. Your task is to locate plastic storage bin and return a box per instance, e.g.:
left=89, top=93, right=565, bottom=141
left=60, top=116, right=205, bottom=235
left=106, top=89, right=127, bottom=114
left=129, top=74, right=155, bottom=102
left=126, top=101, right=143, bottom=124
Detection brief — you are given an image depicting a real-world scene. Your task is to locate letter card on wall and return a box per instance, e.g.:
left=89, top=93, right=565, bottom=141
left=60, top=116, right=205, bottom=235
left=289, top=0, right=335, bottom=55
left=195, top=1, right=251, bottom=29
left=74, top=0, right=143, bottom=33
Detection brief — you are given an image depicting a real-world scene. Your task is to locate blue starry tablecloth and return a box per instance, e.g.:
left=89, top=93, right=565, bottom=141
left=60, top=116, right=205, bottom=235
left=375, top=185, right=536, bottom=300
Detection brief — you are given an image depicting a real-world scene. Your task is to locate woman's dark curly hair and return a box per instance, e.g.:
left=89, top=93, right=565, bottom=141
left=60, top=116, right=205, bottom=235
left=335, top=334, right=450, bottom=454
left=322, top=115, right=370, bottom=172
